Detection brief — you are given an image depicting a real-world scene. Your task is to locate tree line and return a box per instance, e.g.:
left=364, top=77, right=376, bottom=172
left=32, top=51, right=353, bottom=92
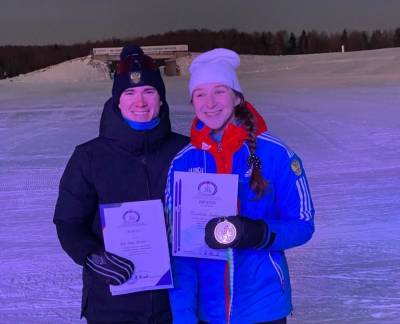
left=1, top=28, right=400, bottom=79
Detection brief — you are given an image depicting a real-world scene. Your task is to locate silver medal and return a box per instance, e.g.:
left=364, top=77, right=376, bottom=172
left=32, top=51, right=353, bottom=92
left=214, top=220, right=237, bottom=245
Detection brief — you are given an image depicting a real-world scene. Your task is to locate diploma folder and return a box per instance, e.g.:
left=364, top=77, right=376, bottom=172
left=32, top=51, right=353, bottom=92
left=172, top=171, right=238, bottom=260
left=100, top=199, right=173, bottom=295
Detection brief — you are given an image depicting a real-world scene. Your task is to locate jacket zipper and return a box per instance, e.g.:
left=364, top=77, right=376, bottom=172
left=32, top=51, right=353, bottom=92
left=140, top=155, right=152, bottom=199
left=217, top=142, right=229, bottom=173
left=216, top=140, right=233, bottom=322
left=217, top=140, right=235, bottom=323
left=140, top=153, right=154, bottom=314
left=269, top=253, right=285, bottom=291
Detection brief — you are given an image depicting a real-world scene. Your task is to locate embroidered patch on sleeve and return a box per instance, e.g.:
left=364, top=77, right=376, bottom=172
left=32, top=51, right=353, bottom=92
left=291, top=159, right=302, bottom=176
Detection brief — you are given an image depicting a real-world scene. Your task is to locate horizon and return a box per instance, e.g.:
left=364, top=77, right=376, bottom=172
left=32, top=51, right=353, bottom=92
left=1, top=26, right=400, bottom=48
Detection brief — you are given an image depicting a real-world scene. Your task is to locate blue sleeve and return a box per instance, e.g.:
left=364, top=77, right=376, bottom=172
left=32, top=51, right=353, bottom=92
left=164, top=158, right=175, bottom=244
left=169, top=257, right=199, bottom=324
left=164, top=155, right=199, bottom=323
left=267, top=153, right=315, bottom=250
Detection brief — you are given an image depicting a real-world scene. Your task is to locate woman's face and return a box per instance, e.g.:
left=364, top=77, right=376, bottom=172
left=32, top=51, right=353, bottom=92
left=192, top=83, right=240, bottom=133
left=119, top=86, right=161, bottom=122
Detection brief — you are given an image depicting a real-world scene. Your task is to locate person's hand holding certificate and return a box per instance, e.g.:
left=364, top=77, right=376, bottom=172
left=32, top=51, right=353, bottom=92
left=100, top=199, right=172, bottom=295
left=172, top=171, right=238, bottom=260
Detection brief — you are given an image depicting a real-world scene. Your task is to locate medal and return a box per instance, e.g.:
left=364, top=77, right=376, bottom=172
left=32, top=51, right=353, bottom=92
left=214, top=220, right=237, bottom=245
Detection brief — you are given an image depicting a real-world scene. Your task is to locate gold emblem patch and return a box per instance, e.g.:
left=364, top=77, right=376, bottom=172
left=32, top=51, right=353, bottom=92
left=291, top=159, right=302, bottom=176
left=129, top=72, right=141, bottom=84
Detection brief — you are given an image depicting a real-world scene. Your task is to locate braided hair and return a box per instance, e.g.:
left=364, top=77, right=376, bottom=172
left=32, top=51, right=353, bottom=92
left=234, top=92, right=268, bottom=197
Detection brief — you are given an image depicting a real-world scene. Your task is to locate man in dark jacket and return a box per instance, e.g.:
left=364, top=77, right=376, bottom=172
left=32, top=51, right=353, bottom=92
left=53, top=44, right=189, bottom=323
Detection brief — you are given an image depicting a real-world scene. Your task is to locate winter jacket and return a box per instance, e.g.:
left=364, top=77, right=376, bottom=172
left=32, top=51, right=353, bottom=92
left=54, top=98, right=189, bottom=323
left=165, top=102, right=314, bottom=324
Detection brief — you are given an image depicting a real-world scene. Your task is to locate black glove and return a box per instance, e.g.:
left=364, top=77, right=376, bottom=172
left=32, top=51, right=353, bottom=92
left=205, top=215, right=273, bottom=249
left=85, top=248, right=134, bottom=285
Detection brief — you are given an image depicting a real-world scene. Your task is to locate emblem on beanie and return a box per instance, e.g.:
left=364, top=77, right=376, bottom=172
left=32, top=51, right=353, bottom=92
left=130, top=72, right=141, bottom=84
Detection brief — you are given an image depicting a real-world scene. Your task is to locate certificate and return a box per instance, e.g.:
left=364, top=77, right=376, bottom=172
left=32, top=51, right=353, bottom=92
left=172, top=171, right=238, bottom=260
left=100, top=199, right=173, bottom=295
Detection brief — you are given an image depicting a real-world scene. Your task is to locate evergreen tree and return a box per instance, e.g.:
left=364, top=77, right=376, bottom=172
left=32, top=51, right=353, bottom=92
left=341, top=29, right=348, bottom=51
left=271, top=31, right=288, bottom=55
left=261, top=31, right=273, bottom=54
left=288, top=32, right=297, bottom=54
left=0, top=58, right=5, bottom=79
left=298, top=30, right=309, bottom=54
left=348, top=31, right=368, bottom=51
left=394, top=28, right=400, bottom=47
left=370, top=30, right=383, bottom=49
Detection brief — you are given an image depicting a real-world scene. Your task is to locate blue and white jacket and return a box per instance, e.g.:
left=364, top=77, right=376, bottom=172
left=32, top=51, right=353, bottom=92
left=165, top=104, right=315, bottom=324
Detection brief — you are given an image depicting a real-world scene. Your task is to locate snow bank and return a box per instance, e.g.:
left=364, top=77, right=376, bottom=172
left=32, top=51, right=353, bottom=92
left=179, top=48, right=400, bottom=82
left=9, top=56, right=110, bottom=84
left=4, top=47, right=400, bottom=84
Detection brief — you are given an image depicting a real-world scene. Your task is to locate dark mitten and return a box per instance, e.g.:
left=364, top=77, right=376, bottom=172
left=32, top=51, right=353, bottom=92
left=205, top=215, right=272, bottom=249
left=85, top=248, right=134, bottom=285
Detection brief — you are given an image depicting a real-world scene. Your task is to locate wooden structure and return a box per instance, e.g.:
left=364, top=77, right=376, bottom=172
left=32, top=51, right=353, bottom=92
left=92, top=45, right=189, bottom=76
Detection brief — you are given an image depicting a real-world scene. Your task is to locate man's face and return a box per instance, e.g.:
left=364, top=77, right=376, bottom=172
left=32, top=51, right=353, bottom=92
left=119, top=86, right=161, bottom=122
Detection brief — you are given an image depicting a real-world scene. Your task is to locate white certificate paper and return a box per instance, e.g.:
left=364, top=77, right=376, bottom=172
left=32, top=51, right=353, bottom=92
left=172, top=171, right=238, bottom=260
left=100, top=199, right=173, bottom=295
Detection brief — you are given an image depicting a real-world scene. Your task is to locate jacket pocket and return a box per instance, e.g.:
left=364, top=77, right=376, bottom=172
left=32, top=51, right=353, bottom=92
left=269, top=252, right=285, bottom=292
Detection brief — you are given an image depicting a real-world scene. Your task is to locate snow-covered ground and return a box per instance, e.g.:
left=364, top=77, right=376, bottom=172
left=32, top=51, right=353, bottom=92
left=1, top=48, right=399, bottom=323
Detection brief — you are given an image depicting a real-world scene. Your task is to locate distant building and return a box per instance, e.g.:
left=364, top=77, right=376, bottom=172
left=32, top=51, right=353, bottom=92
left=92, top=45, right=189, bottom=76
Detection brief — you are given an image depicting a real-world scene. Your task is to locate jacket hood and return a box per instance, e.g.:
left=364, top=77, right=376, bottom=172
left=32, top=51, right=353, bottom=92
left=99, top=97, right=172, bottom=155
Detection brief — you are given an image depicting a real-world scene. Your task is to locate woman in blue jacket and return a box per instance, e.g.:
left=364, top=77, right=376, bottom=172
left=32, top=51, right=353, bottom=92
left=165, top=48, right=315, bottom=324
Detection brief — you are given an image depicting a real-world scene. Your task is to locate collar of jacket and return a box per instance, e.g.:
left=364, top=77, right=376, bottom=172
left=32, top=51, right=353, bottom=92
left=190, top=101, right=267, bottom=173
left=99, top=98, right=172, bottom=155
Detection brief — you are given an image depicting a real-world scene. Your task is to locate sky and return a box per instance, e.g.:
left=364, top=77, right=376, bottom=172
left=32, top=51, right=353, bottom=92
left=1, top=0, right=400, bottom=46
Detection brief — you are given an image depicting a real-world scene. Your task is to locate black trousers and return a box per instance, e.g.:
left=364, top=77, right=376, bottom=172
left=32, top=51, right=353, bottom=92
left=199, top=318, right=286, bottom=324
left=89, top=318, right=285, bottom=324
left=87, top=321, right=171, bottom=324
left=257, top=318, right=287, bottom=324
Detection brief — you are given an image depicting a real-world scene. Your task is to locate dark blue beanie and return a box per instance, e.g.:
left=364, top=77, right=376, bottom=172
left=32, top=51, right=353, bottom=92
left=112, top=44, right=166, bottom=105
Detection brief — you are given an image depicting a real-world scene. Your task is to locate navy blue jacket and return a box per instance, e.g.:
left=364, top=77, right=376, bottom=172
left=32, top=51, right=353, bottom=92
left=54, top=98, right=189, bottom=323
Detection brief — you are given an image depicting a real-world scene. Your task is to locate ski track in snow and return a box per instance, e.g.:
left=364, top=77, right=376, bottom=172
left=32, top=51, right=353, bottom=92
left=1, top=49, right=400, bottom=323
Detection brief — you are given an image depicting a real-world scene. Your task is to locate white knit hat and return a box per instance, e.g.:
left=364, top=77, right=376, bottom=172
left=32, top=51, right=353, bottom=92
left=189, top=48, right=242, bottom=97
